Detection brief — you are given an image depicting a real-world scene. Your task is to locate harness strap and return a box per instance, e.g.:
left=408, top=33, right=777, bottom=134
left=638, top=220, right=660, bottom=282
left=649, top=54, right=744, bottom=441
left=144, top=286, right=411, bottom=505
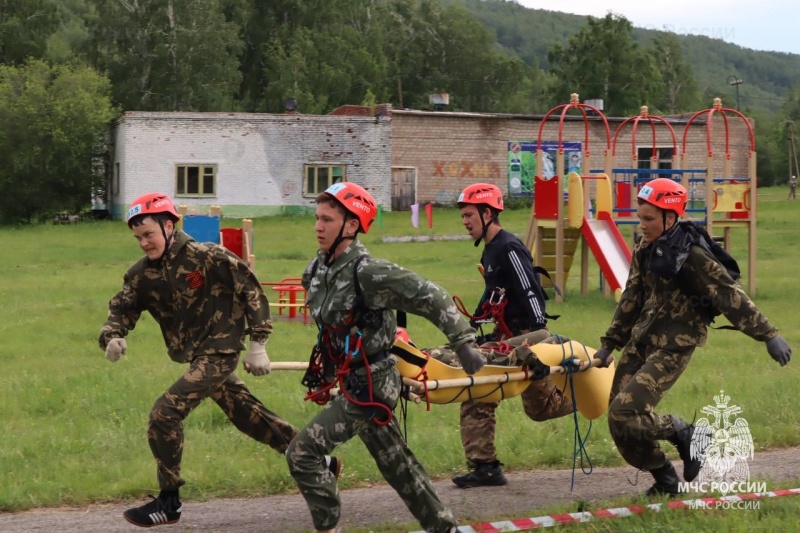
left=349, top=349, right=391, bottom=371
left=534, top=266, right=561, bottom=319
left=303, top=254, right=394, bottom=425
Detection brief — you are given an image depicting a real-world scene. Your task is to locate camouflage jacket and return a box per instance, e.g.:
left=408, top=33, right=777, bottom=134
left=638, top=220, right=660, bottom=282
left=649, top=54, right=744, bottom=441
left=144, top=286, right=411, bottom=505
left=302, top=239, right=475, bottom=360
left=601, top=237, right=777, bottom=352
left=99, top=230, right=272, bottom=363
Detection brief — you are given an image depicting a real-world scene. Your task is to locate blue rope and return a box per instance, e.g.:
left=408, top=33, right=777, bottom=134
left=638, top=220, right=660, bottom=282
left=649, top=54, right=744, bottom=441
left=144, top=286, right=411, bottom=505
left=557, top=338, right=594, bottom=491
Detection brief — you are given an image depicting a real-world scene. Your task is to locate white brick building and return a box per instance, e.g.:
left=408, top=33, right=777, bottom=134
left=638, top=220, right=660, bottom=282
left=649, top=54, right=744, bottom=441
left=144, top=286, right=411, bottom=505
left=108, top=111, right=392, bottom=219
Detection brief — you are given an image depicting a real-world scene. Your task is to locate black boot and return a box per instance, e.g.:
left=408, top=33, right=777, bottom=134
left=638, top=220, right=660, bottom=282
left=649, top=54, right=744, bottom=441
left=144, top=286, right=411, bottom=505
left=645, top=461, right=681, bottom=496
left=452, top=460, right=508, bottom=488
left=667, top=415, right=707, bottom=482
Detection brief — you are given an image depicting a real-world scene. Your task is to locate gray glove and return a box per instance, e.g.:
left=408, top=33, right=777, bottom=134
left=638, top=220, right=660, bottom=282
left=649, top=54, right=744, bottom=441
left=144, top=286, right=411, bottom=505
left=455, top=343, right=486, bottom=375
left=105, top=338, right=127, bottom=362
left=766, top=336, right=791, bottom=366
left=593, top=347, right=614, bottom=368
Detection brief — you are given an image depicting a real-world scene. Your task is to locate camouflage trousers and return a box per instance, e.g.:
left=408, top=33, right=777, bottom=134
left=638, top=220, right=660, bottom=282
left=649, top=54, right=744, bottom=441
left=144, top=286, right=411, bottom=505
left=459, top=380, right=574, bottom=463
left=148, top=354, right=298, bottom=490
left=607, top=343, right=695, bottom=471
left=430, top=329, right=575, bottom=463
left=286, top=358, right=457, bottom=533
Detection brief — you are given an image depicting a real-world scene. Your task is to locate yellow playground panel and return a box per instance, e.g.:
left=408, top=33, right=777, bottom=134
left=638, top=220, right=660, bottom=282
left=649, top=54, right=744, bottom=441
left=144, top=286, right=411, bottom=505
left=711, top=182, right=751, bottom=214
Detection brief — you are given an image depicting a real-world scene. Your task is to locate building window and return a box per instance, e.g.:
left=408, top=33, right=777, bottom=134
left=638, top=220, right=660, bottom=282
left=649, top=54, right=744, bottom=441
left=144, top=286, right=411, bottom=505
left=636, top=147, right=674, bottom=170
left=304, top=164, right=345, bottom=197
left=176, top=165, right=216, bottom=196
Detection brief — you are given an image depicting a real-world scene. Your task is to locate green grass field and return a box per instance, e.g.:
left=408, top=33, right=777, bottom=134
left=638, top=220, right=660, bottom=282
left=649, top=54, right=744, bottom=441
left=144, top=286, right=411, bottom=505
left=1, top=188, right=798, bottom=531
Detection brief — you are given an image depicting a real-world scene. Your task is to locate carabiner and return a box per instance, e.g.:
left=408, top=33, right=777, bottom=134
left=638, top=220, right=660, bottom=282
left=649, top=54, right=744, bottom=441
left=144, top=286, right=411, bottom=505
left=488, top=288, right=506, bottom=305
left=345, top=330, right=363, bottom=358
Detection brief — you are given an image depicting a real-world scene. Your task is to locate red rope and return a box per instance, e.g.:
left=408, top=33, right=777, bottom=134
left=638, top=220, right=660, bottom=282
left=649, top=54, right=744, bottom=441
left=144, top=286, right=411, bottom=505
left=453, top=294, right=487, bottom=321
left=453, top=290, right=514, bottom=341
left=304, top=327, right=394, bottom=425
left=488, top=298, right=513, bottom=340
left=413, top=368, right=432, bottom=411
left=335, top=337, right=394, bottom=426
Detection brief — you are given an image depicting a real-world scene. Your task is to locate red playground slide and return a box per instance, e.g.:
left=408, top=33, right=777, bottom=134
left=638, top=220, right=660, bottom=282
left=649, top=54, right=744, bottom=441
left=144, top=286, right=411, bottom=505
left=580, top=211, right=632, bottom=294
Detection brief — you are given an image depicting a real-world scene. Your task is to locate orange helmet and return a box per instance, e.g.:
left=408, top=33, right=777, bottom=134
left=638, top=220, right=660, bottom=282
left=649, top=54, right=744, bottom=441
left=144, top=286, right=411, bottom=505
left=457, top=183, right=504, bottom=212
left=637, top=178, right=687, bottom=216
left=126, top=193, right=180, bottom=225
left=323, top=182, right=377, bottom=234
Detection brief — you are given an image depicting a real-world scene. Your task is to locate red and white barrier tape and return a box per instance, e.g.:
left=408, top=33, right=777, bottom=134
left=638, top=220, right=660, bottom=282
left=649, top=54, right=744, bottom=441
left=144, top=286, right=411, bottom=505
left=409, top=488, right=800, bottom=532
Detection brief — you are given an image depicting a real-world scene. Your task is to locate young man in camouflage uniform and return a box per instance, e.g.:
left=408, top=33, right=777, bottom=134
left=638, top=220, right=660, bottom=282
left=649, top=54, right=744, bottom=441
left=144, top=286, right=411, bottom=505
left=99, top=193, right=340, bottom=528
left=451, top=183, right=574, bottom=488
left=286, top=182, right=483, bottom=533
left=592, top=179, right=792, bottom=495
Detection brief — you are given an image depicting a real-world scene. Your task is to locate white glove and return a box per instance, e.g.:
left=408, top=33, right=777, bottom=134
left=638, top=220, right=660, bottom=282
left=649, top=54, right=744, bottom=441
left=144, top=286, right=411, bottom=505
left=105, top=338, right=127, bottom=362
left=243, top=340, right=271, bottom=376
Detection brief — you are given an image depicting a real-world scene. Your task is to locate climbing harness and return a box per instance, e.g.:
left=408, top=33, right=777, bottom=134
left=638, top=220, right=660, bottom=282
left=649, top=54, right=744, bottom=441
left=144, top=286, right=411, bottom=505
left=453, top=266, right=562, bottom=342
left=454, top=289, right=513, bottom=340
left=301, top=255, right=394, bottom=426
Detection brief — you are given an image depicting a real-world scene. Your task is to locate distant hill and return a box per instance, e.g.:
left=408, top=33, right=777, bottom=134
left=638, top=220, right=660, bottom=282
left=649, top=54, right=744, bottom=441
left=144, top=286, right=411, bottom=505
left=452, top=0, right=800, bottom=114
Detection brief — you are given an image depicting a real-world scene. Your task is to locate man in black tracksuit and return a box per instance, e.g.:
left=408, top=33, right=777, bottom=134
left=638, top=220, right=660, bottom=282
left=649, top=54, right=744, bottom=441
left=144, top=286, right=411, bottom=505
left=452, top=183, right=574, bottom=488
left=478, top=228, right=548, bottom=336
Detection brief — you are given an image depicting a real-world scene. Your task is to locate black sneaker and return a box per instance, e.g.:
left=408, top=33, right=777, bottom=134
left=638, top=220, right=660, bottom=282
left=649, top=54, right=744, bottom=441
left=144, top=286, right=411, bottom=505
left=123, top=495, right=182, bottom=528
left=452, top=461, right=508, bottom=488
left=327, top=455, right=343, bottom=479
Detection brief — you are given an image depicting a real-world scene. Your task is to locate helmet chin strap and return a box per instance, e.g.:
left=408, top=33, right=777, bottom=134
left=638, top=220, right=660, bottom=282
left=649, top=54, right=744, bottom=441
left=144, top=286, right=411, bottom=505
left=662, top=211, right=678, bottom=233
left=155, top=219, right=174, bottom=262
left=475, top=207, right=496, bottom=247
left=325, top=222, right=355, bottom=265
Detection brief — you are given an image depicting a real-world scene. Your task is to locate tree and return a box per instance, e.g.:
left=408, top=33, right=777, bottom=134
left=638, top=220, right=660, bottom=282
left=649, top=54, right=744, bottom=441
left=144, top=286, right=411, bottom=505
left=547, top=13, right=664, bottom=116
left=424, top=3, right=530, bottom=112
left=648, top=32, right=701, bottom=114
left=0, top=0, right=62, bottom=64
left=38, top=0, right=94, bottom=64
left=257, top=0, right=389, bottom=114
left=381, top=0, right=535, bottom=113
left=751, top=109, right=783, bottom=187
left=764, top=85, right=800, bottom=186
left=0, top=59, right=116, bottom=223
left=87, top=0, right=244, bottom=111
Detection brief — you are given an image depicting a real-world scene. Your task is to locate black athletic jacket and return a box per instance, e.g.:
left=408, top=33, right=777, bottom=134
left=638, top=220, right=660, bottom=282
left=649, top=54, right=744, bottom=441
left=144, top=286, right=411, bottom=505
left=473, top=228, right=547, bottom=332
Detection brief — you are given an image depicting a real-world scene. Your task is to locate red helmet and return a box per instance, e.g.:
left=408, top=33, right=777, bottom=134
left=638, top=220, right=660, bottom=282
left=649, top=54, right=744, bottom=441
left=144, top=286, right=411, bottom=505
left=395, top=327, right=411, bottom=344
left=457, top=183, right=504, bottom=212
left=323, top=182, right=377, bottom=234
left=637, top=178, right=687, bottom=216
left=127, top=193, right=180, bottom=225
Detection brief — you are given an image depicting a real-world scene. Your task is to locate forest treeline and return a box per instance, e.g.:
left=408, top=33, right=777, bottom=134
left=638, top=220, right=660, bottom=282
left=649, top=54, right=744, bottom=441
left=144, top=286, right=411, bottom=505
left=1, top=0, right=799, bottom=223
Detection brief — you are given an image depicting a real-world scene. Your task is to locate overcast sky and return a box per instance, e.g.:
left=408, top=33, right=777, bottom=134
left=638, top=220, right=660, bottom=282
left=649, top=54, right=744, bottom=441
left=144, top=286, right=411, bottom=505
left=516, top=0, right=800, bottom=55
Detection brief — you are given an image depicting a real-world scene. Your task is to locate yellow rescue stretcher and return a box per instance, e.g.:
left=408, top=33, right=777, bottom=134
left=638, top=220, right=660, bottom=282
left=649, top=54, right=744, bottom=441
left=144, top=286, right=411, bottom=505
left=391, top=339, right=615, bottom=420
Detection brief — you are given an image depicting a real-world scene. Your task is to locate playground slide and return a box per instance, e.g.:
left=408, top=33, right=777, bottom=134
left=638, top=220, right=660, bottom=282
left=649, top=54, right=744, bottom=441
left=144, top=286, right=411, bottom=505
left=580, top=211, right=632, bottom=294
